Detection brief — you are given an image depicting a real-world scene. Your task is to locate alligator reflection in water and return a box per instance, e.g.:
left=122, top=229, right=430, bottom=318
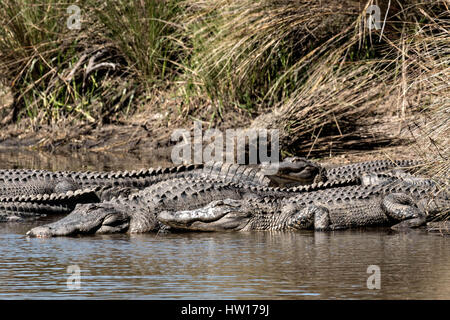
left=1, top=226, right=450, bottom=299
left=0, top=149, right=173, bottom=172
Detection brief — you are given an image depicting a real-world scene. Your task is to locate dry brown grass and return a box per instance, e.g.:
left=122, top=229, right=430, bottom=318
left=394, top=5, right=450, bottom=186
left=246, top=1, right=449, bottom=169
left=179, top=0, right=362, bottom=115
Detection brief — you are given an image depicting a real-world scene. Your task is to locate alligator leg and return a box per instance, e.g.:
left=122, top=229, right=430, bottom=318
left=285, top=205, right=331, bottom=230
left=311, top=206, right=342, bottom=231
left=286, top=205, right=351, bottom=231
left=382, top=193, right=427, bottom=229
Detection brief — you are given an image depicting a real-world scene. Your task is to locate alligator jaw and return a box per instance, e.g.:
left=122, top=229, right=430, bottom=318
left=157, top=199, right=250, bottom=231
left=265, top=173, right=318, bottom=187
left=262, top=158, right=325, bottom=187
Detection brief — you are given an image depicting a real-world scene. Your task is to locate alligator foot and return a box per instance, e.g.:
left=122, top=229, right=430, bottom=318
left=287, top=205, right=333, bottom=231
left=382, top=193, right=427, bottom=230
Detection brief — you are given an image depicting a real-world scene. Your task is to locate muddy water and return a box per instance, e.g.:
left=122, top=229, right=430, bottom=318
left=0, top=149, right=449, bottom=299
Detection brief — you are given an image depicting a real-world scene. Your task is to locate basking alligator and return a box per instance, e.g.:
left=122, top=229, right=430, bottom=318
left=0, top=158, right=422, bottom=196
left=158, top=180, right=449, bottom=232
left=0, top=158, right=325, bottom=198
left=25, top=176, right=359, bottom=237
left=0, top=185, right=137, bottom=222
left=26, top=173, right=448, bottom=237
left=323, top=159, right=421, bottom=181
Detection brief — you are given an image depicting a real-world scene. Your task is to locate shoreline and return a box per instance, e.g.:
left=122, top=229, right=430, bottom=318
left=0, top=121, right=421, bottom=169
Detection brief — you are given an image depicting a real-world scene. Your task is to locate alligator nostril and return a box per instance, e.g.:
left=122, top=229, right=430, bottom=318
left=26, top=226, right=52, bottom=238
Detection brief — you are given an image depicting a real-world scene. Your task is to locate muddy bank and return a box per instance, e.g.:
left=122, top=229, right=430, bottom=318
left=0, top=78, right=422, bottom=163
left=0, top=122, right=174, bottom=153
left=0, top=121, right=420, bottom=169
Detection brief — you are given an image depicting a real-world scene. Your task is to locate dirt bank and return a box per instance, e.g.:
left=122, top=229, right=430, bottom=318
left=0, top=120, right=421, bottom=167
left=0, top=78, right=428, bottom=164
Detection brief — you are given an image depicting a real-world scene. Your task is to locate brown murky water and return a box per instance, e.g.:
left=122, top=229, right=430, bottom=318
left=0, top=149, right=449, bottom=299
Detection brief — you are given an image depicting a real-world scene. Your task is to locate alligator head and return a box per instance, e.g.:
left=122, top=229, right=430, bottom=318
left=26, top=199, right=162, bottom=237
left=26, top=203, right=131, bottom=237
left=157, top=198, right=311, bottom=231
left=158, top=199, right=250, bottom=231
left=263, top=157, right=327, bottom=187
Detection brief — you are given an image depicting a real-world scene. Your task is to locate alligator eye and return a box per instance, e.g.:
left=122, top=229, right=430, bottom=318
left=103, top=214, right=120, bottom=226
left=295, top=166, right=318, bottom=176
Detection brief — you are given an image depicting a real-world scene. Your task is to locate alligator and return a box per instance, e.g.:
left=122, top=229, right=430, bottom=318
left=0, top=158, right=422, bottom=198
left=0, top=185, right=137, bottom=222
left=25, top=175, right=361, bottom=237
left=322, top=159, right=421, bottom=181
left=157, top=181, right=449, bottom=232
left=0, top=158, right=325, bottom=198
left=2, top=158, right=426, bottom=227
left=25, top=174, right=448, bottom=237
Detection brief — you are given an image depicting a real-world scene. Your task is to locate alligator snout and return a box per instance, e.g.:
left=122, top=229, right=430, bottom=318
left=263, top=158, right=326, bottom=187
left=26, top=203, right=130, bottom=237
left=26, top=226, right=54, bottom=238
